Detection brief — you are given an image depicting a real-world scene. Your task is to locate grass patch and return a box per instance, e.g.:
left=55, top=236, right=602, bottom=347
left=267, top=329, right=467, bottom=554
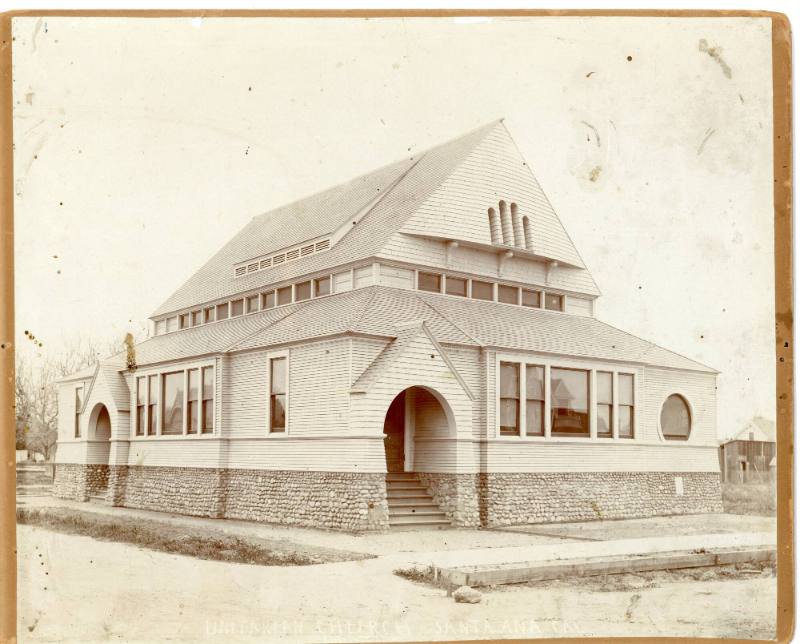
left=722, top=482, right=776, bottom=516
left=17, top=507, right=372, bottom=566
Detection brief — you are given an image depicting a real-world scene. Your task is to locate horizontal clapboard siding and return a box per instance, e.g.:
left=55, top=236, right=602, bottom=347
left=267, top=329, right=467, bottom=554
left=351, top=337, right=390, bottom=385
left=484, top=442, right=719, bottom=473
left=565, top=296, right=593, bottom=317
left=441, top=344, right=485, bottom=438
left=128, top=438, right=224, bottom=468
left=642, top=367, right=717, bottom=444
left=224, top=437, right=385, bottom=472
left=54, top=440, right=86, bottom=464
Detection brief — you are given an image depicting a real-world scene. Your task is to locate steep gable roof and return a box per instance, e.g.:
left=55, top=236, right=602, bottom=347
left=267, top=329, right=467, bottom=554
left=151, top=122, right=499, bottom=317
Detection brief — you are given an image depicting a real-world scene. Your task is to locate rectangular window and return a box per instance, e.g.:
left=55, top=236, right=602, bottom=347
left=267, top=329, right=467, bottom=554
left=136, top=377, right=146, bottom=436
left=498, top=284, right=519, bottom=305
left=545, top=293, right=564, bottom=311
left=246, top=295, right=259, bottom=314
left=418, top=271, right=441, bottom=293
left=445, top=276, right=467, bottom=297
left=179, top=313, right=190, bottom=329
left=187, top=369, right=199, bottom=434
left=596, top=371, right=613, bottom=438
left=270, top=357, right=287, bottom=432
left=295, top=281, right=311, bottom=301
left=499, top=362, right=520, bottom=436
left=522, top=289, right=541, bottom=308
left=471, top=280, right=494, bottom=301
left=74, top=386, right=84, bottom=438
left=204, top=307, right=215, bottom=323
left=148, top=374, right=158, bottom=436
left=262, top=291, right=275, bottom=309
left=216, top=303, right=229, bottom=321
left=277, top=286, right=292, bottom=306
left=619, top=373, right=634, bottom=438
left=550, top=367, right=589, bottom=437
left=191, top=310, right=202, bottom=326
left=525, top=365, right=545, bottom=436
left=230, top=299, right=244, bottom=317
left=314, top=276, right=331, bottom=297
left=161, top=371, right=184, bottom=435
left=202, top=366, right=214, bottom=434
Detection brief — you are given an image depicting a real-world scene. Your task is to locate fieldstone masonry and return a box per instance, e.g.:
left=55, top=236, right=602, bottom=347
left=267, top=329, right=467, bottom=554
left=54, top=464, right=721, bottom=531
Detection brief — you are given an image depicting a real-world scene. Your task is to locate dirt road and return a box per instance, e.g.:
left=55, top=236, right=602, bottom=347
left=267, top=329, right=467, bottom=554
left=18, top=525, right=775, bottom=642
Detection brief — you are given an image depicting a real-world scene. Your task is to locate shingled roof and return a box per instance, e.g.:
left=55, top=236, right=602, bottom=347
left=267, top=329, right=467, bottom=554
left=152, top=120, right=598, bottom=318
left=121, top=285, right=714, bottom=373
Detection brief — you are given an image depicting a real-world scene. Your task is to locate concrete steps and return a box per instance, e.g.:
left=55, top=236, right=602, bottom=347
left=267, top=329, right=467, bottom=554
left=386, top=473, right=451, bottom=529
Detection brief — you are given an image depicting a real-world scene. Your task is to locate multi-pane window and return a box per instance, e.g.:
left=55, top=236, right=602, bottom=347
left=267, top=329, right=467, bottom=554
left=499, top=362, right=520, bottom=436
left=74, top=386, right=84, bottom=438
left=161, top=372, right=184, bottom=435
left=551, top=368, right=589, bottom=437
left=445, top=276, right=467, bottom=297
left=295, top=281, right=311, bottom=301
left=262, top=291, right=275, bottom=309
left=270, top=357, right=287, bottom=433
left=216, top=303, right=229, bottom=321
left=136, top=377, right=146, bottom=436
left=230, top=299, right=244, bottom=317
left=246, top=295, right=259, bottom=314
left=596, top=371, right=613, bottom=438
left=314, top=276, right=331, bottom=297
left=525, top=365, right=545, bottom=436
left=202, top=366, right=214, bottom=433
left=522, top=289, right=541, bottom=308
left=498, top=285, right=519, bottom=305
left=148, top=374, right=158, bottom=435
left=471, top=280, right=494, bottom=301
left=619, top=374, right=634, bottom=438
left=277, top=286, right=292, bottom=306
left=418, top=272, right=441, bottom=293
left=545, top=293, right=564, bottom=311
left=187, top=369, right=200, bottom=434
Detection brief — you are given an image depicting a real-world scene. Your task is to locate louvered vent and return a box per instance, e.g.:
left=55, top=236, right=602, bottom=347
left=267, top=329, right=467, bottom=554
left=233, top=238, right=332, bottom=277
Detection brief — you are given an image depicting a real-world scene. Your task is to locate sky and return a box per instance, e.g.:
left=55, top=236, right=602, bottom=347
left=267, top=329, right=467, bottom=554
left=11, top=16, right=775, bottom=438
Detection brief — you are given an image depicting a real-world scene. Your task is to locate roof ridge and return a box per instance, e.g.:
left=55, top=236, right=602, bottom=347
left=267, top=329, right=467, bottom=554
left=222, top=302, right=305, bottom=353
left=348, top=286, right=383, bottom=332
left=414, top=292, right=483, bottom=346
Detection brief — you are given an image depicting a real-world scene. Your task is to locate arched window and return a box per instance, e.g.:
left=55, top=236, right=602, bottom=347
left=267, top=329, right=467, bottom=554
left=660, top=394, right=692, bottom=440
left=488, top=208, right=501, bottom=245
left=499, top=200, right=513, bottom=245
left=510, top=202, right=523, bottom=247
left=522, top=215, right=533, bottom=250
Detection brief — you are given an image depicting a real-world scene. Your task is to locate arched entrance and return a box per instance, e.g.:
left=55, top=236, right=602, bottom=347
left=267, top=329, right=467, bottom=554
left=86, top=403, right=112, bottom=499
left=382, top=386, right=455, bottom=473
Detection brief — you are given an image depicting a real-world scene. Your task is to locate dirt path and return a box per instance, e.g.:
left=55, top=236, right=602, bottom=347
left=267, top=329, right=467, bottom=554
left=18, top=525, right=776, bottom=642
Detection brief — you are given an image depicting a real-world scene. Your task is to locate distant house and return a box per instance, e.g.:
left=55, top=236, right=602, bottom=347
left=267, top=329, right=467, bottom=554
left=53, top=120, right=723, bottom=531
left=718, top=417, right=776, bottom=483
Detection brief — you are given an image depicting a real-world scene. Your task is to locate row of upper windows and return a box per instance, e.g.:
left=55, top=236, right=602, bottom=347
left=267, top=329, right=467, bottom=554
left=498, top=360, right=693, bottom=441
left=418, top=271, right=564, bottom=312
left=155, top=263, right=581, bottom=335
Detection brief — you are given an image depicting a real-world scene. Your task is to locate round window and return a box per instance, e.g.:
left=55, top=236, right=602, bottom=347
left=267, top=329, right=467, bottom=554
left=660, top=394, right=691, bottom=440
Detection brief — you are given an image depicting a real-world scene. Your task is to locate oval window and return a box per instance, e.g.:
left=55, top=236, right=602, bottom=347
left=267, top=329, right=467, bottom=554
left=660, top=394, right=691, bottom=440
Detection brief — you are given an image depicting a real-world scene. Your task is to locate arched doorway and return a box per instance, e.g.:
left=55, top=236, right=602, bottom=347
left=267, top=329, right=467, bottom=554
left=383, top=386, right=454, bottom=473
left=86, top=403, right=112, bottom=499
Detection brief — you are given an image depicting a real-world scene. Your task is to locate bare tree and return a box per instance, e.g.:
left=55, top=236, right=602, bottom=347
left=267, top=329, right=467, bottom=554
left=15, top=334, right=130, bottom=461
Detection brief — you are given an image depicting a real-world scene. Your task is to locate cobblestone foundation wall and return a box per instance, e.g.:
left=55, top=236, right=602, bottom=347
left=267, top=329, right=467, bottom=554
left=417, top=473, right=480, bottom=527
left=479, top=472, right=723, bottom=526
left=223, top=470, right=389, bottom=531
left=53, top=464, right=109, bottom=501
left=98, top=466, right=388, bottom=531
left=120, top=466, right=226, bottom=518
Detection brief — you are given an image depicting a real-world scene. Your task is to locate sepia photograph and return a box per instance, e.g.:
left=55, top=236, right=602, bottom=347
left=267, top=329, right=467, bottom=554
left=6, top=11, right=789, bottom=642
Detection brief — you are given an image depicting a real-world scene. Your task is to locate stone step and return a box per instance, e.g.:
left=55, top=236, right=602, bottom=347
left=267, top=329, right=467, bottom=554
left=387, top=497, right=439, bottom=508
left=389, top=506, right=449, bottom=518
left=389, top=516, right=451, bottom=528
left=386, top=472, right=419, bottom=480
left=88, top=492, right=108, bottom=503
left=387, top=490, right=432, bottom=499
left=385, top=481, right=428, bottom=491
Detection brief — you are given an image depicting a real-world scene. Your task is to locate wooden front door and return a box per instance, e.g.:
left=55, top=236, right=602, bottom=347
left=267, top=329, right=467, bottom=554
left=384, top=391, right=405, bottom=473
